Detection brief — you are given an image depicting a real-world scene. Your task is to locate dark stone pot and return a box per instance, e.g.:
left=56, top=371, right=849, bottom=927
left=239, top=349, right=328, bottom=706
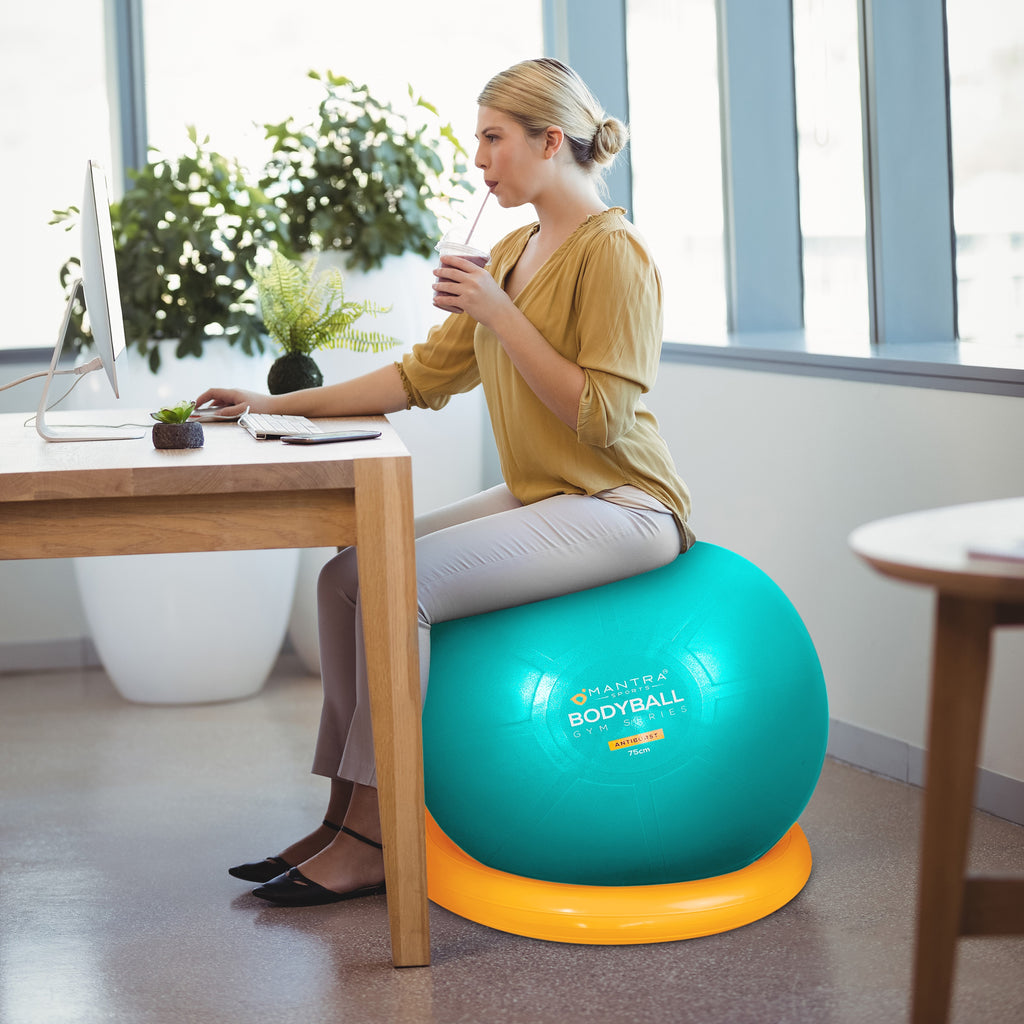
left=268, top=352, right=324, bottom=394
left=152, top=421, right=204, bottom=449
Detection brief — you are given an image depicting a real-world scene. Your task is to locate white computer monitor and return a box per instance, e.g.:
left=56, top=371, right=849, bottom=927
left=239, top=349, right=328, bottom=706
left=36, top=160, right=143, bottom=441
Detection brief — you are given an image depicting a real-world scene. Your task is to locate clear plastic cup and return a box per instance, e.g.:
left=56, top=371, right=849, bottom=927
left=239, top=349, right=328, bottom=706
left=434, top=236, right=490, bottom=314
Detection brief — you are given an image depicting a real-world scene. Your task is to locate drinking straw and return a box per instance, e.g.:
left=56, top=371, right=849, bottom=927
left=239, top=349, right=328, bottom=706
left=464, top=189, right=492, bottom=246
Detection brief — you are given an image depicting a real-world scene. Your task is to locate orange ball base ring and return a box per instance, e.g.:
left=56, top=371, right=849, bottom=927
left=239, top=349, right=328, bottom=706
left=426, top=811, right=812, bottom=944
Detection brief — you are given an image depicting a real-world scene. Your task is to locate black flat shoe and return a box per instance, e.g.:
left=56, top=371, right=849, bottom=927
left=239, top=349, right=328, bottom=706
left=228, top=819, right=341, bottom=883
left=251, top=825, right=386, bottom=907
left=228, top=855, right=292, bottom=883
left=252, top=867, right=387, bottom=906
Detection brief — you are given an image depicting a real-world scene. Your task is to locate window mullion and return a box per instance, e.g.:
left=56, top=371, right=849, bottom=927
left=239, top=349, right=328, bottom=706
left=859, top=0, right=956, bottom=345
left=104, top=0, right=148, bottom=197
left=543, top=0, right=633, bottom=213
left=717, top=0, right=804, bottom=333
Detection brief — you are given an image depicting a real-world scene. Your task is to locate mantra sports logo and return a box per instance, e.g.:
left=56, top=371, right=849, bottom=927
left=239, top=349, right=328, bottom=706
left=566, top=669, right=687, bottom=729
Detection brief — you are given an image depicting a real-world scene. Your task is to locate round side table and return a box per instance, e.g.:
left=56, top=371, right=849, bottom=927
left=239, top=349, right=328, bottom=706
left=849, top=497, right=1024, bottom=1024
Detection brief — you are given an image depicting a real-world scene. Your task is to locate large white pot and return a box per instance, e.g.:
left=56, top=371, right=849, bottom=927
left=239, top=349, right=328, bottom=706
left=74, top=549, right=299, bottom=704
left=69, top=339, right=299, bottom=703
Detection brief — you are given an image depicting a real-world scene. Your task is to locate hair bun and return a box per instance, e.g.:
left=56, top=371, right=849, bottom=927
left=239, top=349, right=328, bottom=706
left=592, top=117, right=629, bottom=165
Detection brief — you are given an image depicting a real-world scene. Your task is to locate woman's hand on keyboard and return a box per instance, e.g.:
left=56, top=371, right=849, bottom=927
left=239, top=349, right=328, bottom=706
left=193, top=388, right=270, bottom=417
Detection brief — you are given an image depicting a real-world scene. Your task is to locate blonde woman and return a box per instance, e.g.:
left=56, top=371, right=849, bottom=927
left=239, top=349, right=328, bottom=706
left=196, top=58, right=694, bottom=907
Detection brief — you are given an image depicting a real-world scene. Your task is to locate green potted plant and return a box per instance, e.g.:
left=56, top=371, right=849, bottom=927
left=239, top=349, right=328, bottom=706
left=52, top=127, right=292, bottom=372
left=150, top=400, right=203, bottom=449
left=261, top=70, right=473, bottom=271
left=251, top=250, right=400, bottom=393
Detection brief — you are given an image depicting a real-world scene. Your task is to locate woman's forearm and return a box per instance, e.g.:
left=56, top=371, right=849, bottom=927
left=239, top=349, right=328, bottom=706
left=488, top=305, right=584, bottom=430
left=270, top=362, right=410, bottom=417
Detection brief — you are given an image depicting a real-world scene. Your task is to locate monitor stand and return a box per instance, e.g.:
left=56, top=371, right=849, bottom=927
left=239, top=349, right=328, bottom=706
left=36, top=280, right=145, bottom=442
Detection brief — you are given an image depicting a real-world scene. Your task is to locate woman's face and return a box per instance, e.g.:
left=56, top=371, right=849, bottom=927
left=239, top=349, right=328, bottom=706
left=474, top=106, right=551, bottom=208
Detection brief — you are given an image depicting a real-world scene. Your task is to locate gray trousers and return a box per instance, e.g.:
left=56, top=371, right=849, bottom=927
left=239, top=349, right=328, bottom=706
left=311, top=483, right=683, bottom=786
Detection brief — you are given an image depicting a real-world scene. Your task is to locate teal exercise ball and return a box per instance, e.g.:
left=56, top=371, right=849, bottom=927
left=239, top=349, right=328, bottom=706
left=422, top=542, right=829, bottom=887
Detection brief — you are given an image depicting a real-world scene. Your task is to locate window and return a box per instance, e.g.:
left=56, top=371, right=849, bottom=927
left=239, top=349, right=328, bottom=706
left=142, top=0, right=543, bottom=245
left=3, top=1, right=542, bottom=360
left=620, top=0, right=1021, bottom=392
left=792, top=0, right=869, bottom=339
left=626, top=0, right=727, bottom=340
left=0, top=1, right=112, bottom=353
left=947, top=0, right=1024, bottom=344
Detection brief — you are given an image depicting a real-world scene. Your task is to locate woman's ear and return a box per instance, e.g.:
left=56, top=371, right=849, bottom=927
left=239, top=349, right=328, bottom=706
left=543, top=125, right=565, bottom=160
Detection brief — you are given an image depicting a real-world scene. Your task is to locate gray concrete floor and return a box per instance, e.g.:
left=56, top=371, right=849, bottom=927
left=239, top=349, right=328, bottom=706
left=1, top=657, right=1022, bottom=1024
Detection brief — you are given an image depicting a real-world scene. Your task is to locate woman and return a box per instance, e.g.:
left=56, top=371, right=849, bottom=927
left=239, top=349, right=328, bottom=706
left=196, top=58, right=694, bottom=907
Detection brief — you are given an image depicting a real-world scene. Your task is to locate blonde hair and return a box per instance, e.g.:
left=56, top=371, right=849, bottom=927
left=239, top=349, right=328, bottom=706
left=478, top=58, right=629, bottom=174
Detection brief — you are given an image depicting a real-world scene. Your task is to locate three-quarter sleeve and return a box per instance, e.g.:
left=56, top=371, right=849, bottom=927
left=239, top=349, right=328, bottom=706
left=573, top=230, right=664, bottom=447
left=399, top=312, right=482, bottom=411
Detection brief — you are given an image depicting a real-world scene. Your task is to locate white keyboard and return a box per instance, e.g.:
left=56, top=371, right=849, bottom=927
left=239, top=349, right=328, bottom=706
left=239, top=411, right=319, bottom=440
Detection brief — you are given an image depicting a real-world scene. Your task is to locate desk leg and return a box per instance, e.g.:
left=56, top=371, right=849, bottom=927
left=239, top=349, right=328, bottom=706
left=353, top=459, right=430, bottom=967
left=912, top=594, right=995, bottom=1024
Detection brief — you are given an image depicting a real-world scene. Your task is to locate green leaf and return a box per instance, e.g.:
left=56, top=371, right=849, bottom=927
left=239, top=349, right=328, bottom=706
left=250, top=250, right=400, bottom=356
left=150, top=400, right=196, bottom=423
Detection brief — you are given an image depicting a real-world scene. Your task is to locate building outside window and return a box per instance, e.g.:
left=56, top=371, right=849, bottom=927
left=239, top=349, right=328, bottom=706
left=947, top=0, right=1024, bottom=344
left=626, top=0, right=727, bottom=342
left=1, top=1, right=111, bottom=354
left=792, top=0, right=869, bottom=340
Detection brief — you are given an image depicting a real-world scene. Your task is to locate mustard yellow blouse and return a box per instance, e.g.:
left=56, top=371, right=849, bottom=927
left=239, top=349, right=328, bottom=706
left=398, top=208, right=694, bottom=547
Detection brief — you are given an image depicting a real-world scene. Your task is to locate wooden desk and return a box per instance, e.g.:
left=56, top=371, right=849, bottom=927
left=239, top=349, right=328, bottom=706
left=0, top=410, right=430, bottom=968
left=849, top=498, right=1024, bottom=1024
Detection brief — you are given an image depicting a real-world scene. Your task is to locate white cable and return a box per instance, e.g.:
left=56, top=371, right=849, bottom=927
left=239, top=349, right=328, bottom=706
left=21, top=373, right=86, bottom=428
left=1, top=369, right=49, bottom=391
left=1, top=356, right=103, bottom=392
left=12, top=356, right=148, bottom=432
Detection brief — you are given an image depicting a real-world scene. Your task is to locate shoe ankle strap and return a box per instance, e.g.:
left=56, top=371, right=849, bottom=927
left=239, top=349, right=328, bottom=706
left=322, top=819, right=342, bottom=832
left=340, top=824, right=383, bottom=850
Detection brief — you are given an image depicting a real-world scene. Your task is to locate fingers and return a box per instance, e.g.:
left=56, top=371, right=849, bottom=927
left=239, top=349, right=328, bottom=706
left=194, top=388, right=253, bottom=416
left=194, top=388, right=223, bottom=409
left=432, top=256, right=487, bottom=313
left=434, top=255, right=484, bottom=284
left=432, top=265, right=464, bottom=312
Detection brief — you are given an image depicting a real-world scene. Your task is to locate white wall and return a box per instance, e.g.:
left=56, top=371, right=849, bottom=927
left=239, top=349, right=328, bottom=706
left=646, top=361, right=1024, bottom=787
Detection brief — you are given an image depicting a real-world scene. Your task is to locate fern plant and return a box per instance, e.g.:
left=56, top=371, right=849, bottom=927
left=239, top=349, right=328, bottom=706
left=251, top=250, right=400, bottom=393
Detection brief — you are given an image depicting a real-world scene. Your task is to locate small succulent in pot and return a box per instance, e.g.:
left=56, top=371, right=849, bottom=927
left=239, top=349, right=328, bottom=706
left=251, top=250, right=400, bottom=394
left=151, top=400, right=204, bottom=449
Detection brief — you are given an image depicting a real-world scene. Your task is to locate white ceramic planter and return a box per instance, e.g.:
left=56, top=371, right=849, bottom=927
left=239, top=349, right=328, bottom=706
left=74, top=549, right=299, bottom=704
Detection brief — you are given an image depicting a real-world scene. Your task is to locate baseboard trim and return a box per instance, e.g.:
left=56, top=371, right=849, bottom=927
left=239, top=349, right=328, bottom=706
left=827, top=718, right=1024, bottom=827
left=0, top=638, right=100, bottom=674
